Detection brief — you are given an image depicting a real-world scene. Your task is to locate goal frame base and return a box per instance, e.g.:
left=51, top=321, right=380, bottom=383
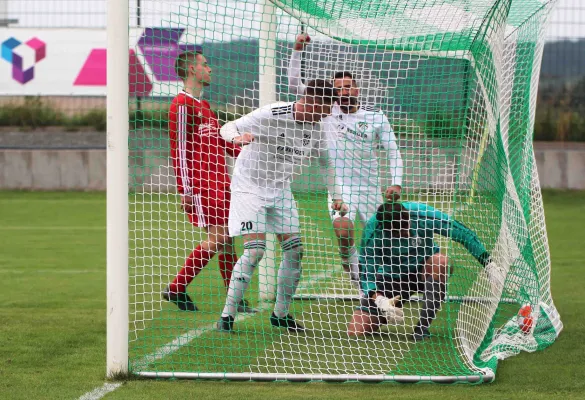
left=135, top=371, right=494, bottom=383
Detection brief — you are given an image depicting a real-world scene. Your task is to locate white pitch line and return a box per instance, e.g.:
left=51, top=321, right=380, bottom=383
left=133, top=301, right=275, bottom=371
left=78, top=383, right=122, bottom=400
left=78, top=267, right=336, bottom=399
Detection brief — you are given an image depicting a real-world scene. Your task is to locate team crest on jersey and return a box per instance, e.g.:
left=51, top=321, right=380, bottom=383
left=357, top=121, right=369, bottom=133
left=302, top=133, right=310, bottom=146
left=199, top=123, right=217, bottom=136
left=410, top=237, right=422, bottom=247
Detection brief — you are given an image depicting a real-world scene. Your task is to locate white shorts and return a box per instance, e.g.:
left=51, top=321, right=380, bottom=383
left=228, top=191, right=300, bottom=237
left=328, top=190, right=382, bottom=227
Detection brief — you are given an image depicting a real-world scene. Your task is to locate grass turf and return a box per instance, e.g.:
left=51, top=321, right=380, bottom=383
left=0, top=190, right=583, bottom=399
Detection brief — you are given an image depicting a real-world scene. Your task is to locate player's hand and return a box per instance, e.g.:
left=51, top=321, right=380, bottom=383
left=385, top=185, right=402, bottom=202
left=232, top=132, right=255, bottom=146
left=331, top=199, right=349, bottom=217
left=374, top=295, right=404, bottom=325
left=181, top=194, right=195, bottom=214
left=293, top=33, right=311, bottom=51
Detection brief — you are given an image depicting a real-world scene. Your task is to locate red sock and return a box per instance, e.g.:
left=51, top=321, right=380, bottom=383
left=169, top=246, right=214, bottom=293
left=218, top=252, right=238, bottom=291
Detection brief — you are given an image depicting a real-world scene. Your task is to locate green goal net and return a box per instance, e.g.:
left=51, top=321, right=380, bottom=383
left=123, top=0, right=563, bottom=383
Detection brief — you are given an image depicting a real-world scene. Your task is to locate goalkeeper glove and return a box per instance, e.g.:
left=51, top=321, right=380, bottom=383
left=374, top=295, right=404, bottom=325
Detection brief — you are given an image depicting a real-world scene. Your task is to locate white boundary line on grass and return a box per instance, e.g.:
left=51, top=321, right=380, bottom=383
left=78, top=383, right=123, bottom=400
left=78, top=268, right=338, bottom=399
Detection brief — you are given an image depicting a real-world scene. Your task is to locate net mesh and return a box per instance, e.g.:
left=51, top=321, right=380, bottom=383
left=127, top=0, right=562, bottom=382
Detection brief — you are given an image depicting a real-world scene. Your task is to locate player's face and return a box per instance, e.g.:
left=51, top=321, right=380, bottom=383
left=299, top=96, right=332, bottom=122
left=190, top=55, right=212, bottom=86
left=334, top=77, right=359, bottom=109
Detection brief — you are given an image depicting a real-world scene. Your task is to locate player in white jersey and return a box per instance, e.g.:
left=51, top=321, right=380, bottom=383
left=217, top=79, right=346, bottom=333
left=288, top=33, right=404, bottom=290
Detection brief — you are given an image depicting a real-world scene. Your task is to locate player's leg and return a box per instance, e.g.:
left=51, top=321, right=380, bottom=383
left=269, top=192, right=305, bottom=332
left=164, top=193, right=230, bottom=311
left=218, top=193, right=267, bottom=332
left=217, top=230, right=258, bottom=314
left=412, top=252, right=452, bottom=342
left=328, top=192, right=360, bottom=290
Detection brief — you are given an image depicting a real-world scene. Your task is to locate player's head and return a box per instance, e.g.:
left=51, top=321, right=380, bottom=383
left=174, top=49, right=212, bottom=87
left=377, top=201, right=410, bottom=237
left=297, top=79, right=337, bottom=122
left=333, top=71, right=359, bottom=110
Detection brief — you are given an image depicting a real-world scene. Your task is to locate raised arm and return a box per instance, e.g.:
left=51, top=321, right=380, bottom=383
left=288, top=33, right=310, bottom=96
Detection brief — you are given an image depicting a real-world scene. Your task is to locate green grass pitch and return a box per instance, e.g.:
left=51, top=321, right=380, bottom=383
left=0, top=190, right=583, bottom=399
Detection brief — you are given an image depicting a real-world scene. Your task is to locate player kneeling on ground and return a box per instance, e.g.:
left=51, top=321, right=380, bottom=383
left=347, top=201, right=505, bottom=341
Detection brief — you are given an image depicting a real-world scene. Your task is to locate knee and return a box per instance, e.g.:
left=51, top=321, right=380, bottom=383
left=424, top=253, right=450, bottom=281
left=244, top=241, right=266, bottom=265
left=281, top=236, right=304, bottom=261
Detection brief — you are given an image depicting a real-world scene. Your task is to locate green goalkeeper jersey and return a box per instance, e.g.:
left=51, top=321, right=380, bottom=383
left=358, top=201, right=489, bottom=294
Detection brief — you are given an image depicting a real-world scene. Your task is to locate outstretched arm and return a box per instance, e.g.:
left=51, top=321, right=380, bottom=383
left=411, top=203, right=490, bottom=265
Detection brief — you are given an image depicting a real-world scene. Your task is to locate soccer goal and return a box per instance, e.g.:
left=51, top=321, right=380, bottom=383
left=107, top=0, right=563, bottom=384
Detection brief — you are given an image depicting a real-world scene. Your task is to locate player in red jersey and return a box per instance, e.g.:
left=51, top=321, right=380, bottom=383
left=163, top=49, right=255, bottom=313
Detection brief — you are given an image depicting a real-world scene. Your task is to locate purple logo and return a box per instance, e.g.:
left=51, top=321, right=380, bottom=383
left=1, top=37, right=46, bottom=84
left=138, top=28, right=201, bottom=82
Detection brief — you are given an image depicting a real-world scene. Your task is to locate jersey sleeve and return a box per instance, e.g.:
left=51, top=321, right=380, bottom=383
left=233, top=105, right=275, bottom=139
left=376, top=113, right=403, bottom=187
left=168, top=102, right=192, bottom=195
left=406, top=202, right=490, bottom=265
left=288, top=50, right=306, bottom=96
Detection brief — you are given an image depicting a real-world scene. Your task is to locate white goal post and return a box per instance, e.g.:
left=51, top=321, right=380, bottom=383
left=106, top=0, right=129, bottom=378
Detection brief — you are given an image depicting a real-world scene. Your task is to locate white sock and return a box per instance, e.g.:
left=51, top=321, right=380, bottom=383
left=221, top=240, right=265, bottom=318
left=274, top=236, right=303, bottom=318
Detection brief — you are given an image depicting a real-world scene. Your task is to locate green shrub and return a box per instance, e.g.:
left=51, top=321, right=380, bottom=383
left=0, top=96, right=65, bottom=128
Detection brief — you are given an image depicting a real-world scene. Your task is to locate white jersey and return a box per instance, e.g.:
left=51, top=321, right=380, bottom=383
left=324, top=107, right=403, bottom=192
left=288, top=50, right=403, bottom=193
left=230, top=102, right=341, bottom=200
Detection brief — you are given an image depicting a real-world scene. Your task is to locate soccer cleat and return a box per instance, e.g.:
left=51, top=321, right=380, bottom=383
left=411, top=326, right=431, bottom=342
left=216, top=315, right=235, bottom=333
left=269, top=313, right=305, bottom=333
left=162, top=286, right=198, bottom=312
left=237, top=299, right=258, bottom=314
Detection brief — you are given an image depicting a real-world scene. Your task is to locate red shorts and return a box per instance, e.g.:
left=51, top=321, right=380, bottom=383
left=187, top=189, right=230, bottom=228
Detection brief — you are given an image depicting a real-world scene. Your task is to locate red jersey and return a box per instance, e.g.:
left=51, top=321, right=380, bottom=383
left=168, top=91, right=241, bottom=195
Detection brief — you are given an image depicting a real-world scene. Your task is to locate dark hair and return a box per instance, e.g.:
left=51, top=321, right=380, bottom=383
left=304, top=79, right=337, bottom=104
left=376, top=202, right=409, bottom=236
left=175, top=49, right=203, bottom=80
left=333, top=71, right=358, bottom=85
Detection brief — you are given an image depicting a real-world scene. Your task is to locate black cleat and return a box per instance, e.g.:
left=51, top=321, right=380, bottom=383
left=411, top=326, right=431, bottom=342
left=237, top=299, right=258, bottom=314
left=216, top=315, right=235, bottom=333
left=162, top=287, right=198, bottom=312
left=269, top=313, right=305, bottom=333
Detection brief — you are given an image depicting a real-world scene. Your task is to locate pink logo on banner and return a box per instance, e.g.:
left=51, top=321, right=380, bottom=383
left=1, top=37, right=46, bottom=84
left=74, top=48, right=152, bottom=97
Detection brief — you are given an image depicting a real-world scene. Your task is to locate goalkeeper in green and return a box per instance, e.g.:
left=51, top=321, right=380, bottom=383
left=348, top=201, right=503, bottom=341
